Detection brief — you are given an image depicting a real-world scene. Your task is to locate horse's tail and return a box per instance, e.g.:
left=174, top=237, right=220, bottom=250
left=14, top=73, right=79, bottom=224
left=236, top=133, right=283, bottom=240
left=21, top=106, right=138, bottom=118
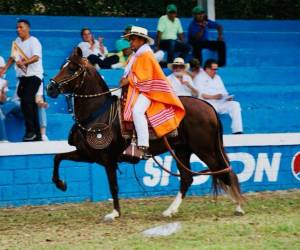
left=211, top=111, right=244, bottom=204
left=211, top=113, right=227, bottom=197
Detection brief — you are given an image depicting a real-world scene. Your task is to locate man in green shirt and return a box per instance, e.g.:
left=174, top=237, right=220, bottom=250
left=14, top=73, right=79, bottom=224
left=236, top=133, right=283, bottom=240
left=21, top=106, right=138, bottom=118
left=156, top=4, right=190, bottom=63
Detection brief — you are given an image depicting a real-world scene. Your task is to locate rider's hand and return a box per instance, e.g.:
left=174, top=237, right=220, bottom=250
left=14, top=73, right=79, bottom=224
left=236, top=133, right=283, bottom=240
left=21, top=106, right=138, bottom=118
left=120, top=77, right=129, bottom=87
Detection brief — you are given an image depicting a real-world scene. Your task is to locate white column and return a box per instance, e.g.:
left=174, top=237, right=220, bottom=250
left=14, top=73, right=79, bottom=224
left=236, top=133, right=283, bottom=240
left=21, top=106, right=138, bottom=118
left=197, top=0, right=216, bottom=20
left=207, top=0, right=216, bottom=20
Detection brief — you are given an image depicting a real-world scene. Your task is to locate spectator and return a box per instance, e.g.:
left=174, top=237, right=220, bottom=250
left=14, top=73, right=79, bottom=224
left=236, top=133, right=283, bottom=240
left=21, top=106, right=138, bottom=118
left=0, top=62, right=8, bottom=142
left=78, top=28, right=119, bottom=69
left=0, top=19, right=43, bottom=141
left=194, top=59, right=243, bottom=134
left=156, top=4, right=190, bottom=63
left=0, top=82, right=49, bottom=142
left=167, top=57, right=198, bottom=97
left=111, top=39, right=133, bottom=69
left=188, top=6, right=226, bottom=67
left=0, top=54, right=6, bottom=87
left=115, top=25, right=133, bottom=49
left=189, top=58, right=204, bottom=79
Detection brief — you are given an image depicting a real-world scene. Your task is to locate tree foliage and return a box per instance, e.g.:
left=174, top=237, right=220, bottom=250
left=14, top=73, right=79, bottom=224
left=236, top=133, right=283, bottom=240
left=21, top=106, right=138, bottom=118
left=0, top=0, right=299, bottom=19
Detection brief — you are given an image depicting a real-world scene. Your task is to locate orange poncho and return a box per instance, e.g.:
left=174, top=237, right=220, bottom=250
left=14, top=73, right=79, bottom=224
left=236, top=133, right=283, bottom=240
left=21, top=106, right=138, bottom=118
left=124, top=51, right=185, bottom=137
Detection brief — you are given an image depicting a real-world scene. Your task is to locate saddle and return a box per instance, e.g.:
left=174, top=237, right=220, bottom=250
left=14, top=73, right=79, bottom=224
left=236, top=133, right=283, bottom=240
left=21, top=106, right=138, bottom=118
left=118, top=86, right=178, bottom=141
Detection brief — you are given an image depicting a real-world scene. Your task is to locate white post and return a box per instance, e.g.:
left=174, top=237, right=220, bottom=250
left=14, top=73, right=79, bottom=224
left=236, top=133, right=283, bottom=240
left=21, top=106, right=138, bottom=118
left=197, top=0, right=216, bottom=20
left=207, top=0, right=216, bottom=20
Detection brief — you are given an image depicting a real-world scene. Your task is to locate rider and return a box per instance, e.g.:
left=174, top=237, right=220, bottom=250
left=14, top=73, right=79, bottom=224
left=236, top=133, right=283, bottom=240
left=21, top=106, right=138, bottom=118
left=120, top=26, right=185, bottom=158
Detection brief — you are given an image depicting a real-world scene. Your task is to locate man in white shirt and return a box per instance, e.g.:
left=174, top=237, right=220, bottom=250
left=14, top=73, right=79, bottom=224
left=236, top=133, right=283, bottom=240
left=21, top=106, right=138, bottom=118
left=194, top=59, right=243, bottom=134
left=167, top=57, right=198, bottom=97
left=0, top=19, right=44, bottom=141
left=0, top=55, right=8, bottom=94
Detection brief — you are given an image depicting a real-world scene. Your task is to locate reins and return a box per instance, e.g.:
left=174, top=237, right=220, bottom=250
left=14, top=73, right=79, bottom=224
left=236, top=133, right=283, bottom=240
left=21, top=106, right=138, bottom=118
left=53, top=59, right=231, bottom=177
left=74, top=99, right=119, bottom=133
left=152, top=136, right=232, bottom=177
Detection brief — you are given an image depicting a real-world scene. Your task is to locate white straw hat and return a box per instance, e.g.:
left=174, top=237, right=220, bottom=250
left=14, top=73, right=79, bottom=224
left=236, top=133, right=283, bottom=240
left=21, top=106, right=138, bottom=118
left=122, top=26, right=154, bottom=45
left=167, top=57, right=190, bottom=70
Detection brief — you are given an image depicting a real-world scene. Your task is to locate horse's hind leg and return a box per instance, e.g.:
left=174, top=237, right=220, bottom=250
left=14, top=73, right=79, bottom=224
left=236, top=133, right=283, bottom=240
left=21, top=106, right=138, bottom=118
left=218, top=171, right=245, bottom=216
left=52, top=150, right=87, bottom=191
left=195, top=151, right=245, bottom=216
left=162, top=149, right=193, bottom=217
left=103, top=163, right=120, bottom=221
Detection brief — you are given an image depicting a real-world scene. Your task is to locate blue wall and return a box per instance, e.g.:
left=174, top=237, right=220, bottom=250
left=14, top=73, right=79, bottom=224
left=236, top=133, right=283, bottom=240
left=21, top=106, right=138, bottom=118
left=1, top=145, right=300, bottom=207
left=0, top=16, right=300, bottom=207
left=1, top=16, right=300, bottom=139
left=1, top=16, right=300, bottom=140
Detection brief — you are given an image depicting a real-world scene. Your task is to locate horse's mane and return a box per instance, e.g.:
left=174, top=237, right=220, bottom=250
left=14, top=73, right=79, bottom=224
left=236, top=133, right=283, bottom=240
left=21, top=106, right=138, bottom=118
left=86, top=64, right=110, bottom=93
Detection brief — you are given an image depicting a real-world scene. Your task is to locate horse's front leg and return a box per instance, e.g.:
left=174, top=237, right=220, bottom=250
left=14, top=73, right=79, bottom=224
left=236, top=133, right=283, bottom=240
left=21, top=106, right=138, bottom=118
left=52, top=150, right=87, bottom=191
left=162, top=149, right=193, bottom=217
left=103, top=163, right=120, bottom=221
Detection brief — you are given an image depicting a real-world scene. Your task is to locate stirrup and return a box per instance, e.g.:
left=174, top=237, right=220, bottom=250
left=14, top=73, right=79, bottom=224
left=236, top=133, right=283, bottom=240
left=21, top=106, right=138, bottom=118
left=138, top=146, right=152, bottom=160
left=122, top=142, right=151, bottom=160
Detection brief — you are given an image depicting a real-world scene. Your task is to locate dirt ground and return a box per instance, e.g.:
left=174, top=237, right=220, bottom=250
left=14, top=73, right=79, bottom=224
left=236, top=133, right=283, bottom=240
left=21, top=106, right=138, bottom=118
left=0, top=190, right=299, bottom=250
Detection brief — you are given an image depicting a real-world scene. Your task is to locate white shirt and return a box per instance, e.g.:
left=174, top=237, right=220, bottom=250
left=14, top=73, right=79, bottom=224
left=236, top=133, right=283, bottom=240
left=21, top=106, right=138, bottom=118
left=0, top=56, right=5, bottom=79
left=0, top=56, right=5, bottom=68
left=0, top=56, right=7, bottom=90
left=14, top=36, right=43, bottom=79
left=193, top=71, right=228, bottom=106
left=78, top=40, right=108, bottom=59
left=167, top=73, right=194, bottom=96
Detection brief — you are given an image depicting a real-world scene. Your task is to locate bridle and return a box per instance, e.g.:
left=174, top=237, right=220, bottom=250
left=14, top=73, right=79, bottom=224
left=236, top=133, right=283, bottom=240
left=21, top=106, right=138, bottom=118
left=49, top=59, right=86, bottom=93
left=49, top=58, right=231, bottom=177
left=49, top=59, right=122, bottom=98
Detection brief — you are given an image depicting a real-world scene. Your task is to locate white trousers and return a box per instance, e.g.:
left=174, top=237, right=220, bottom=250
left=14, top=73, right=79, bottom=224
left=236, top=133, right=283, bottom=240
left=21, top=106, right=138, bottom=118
left=132, top=94, right=151, bottom=147
left=213, top=101, right=243, bottom=133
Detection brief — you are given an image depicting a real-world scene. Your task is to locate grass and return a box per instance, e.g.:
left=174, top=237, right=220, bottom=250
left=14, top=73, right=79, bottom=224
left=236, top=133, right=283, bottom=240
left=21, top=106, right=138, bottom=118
left=0, top=190, right=299, bottom=250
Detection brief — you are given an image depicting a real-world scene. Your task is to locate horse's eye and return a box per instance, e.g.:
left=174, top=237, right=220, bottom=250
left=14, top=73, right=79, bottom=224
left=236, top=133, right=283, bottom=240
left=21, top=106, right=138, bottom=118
left=68, top=64, right=78, bottom=74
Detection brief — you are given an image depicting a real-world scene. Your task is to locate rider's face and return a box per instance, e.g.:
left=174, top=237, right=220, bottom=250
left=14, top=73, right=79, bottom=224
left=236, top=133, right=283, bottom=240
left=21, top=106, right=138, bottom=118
left=129, top=35, right=146, bottom=52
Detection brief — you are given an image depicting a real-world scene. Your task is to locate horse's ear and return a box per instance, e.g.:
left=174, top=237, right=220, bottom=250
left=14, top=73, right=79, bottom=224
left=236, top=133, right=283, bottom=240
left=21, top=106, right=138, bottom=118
left=74, top=47, right=83, bottom=58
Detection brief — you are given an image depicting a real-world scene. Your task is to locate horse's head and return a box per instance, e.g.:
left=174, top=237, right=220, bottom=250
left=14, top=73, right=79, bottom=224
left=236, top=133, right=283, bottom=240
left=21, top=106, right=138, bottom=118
left=47, top=47, right=88, bottom=98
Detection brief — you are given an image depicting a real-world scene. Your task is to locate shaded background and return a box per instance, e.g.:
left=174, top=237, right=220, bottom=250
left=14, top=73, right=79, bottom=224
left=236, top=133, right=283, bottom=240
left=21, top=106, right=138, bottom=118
left=0, top=0, right=300, bottom=19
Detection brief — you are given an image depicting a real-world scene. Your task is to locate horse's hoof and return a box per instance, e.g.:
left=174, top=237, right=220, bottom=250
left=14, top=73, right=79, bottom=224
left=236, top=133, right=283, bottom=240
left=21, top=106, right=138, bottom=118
left=162, top=209, right=178, bottom=218
left=234, top=205, right=245, bottom=216
left=52, top=178, right=67, bottom=192
left=234, top=210, right=245, bottom=216
left=58, top=181, right=67, bottom=191
left=104, top=209, right=120, bottom=222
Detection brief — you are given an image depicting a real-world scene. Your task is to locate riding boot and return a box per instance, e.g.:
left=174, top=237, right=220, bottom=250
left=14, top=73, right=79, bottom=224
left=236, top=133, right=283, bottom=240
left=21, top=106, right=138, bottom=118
left=122, top=140, right=152, bottom=160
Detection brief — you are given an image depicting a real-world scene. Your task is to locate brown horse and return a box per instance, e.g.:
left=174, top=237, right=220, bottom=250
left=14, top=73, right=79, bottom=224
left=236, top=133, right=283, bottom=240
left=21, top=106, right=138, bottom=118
left=47, top=47, right=244, bottom=221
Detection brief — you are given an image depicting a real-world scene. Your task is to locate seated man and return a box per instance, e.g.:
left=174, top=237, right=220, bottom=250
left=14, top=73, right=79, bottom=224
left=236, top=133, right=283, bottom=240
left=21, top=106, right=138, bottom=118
left=115, top=24, right=132, bottom=48
left=189, top=58, right=204, bottom=79
left=188, top=6, right=226, bottom=67
left=156, top=4, right=190, bottom=63
left=0, top=82, right=49, bottom=141
left=78, top=28, right=119, bottom=69
left=111, top=39, right=133, bottom=69
left=194, top=59, right=243, bottom=134
left=120, top=26, right=185, bottom=158
left=0, top=54, right=8, bottom=142
left=167, top=57, right=198, bottom=97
